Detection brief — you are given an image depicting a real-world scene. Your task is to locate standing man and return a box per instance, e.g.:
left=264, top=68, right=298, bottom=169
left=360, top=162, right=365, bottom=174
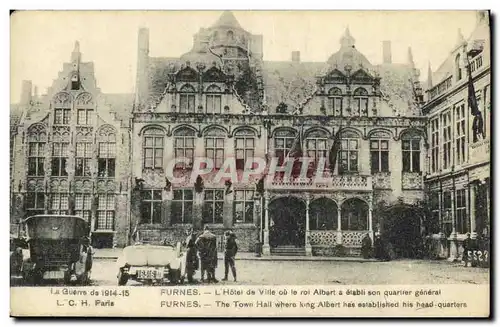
left=195, top=226, right=218, bottom=283
left=184, top=228, right=199, bottom=283
left=222, top=231, right=238, bottom=282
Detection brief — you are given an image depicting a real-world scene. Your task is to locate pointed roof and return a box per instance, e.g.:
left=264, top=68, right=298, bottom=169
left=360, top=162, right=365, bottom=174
left=212, top=11, right=242, bottom=29
left=340, top=26, right=355, bottom=48
left=426, top=61, right=433, bottom=89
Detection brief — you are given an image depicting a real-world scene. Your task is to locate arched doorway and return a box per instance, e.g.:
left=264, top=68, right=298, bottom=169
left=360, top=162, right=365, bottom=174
left=341, top=198, right=368, bottom=230
left=381, top=203, right=423, bottom=258
left=309, top=198, right=338, bottom=230
left=269, top=197, right=305, bottom=247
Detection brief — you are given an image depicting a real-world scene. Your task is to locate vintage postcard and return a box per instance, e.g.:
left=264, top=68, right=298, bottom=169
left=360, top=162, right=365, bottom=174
left=9, top=10, right=491, bottom=317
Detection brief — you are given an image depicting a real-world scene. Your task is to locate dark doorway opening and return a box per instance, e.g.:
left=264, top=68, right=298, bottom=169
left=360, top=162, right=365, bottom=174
left=269, top=197, right=305, bottom=247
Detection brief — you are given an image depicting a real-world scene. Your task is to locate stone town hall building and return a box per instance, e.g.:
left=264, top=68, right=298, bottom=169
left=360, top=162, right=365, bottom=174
left=10, top=12, right=490, bottom=258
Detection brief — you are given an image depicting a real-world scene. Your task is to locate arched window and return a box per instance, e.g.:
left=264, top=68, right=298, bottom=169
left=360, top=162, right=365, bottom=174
left=205, top=85, right=222, bottom=114
left=305, top=130, right=328, bottom=167
left=455, top=54, right=462, bottom=81
left=309, top=198, right=338, bottom=230
left=179, top=84, right=196, bottom=113
left=402, top=132, right=421, bottom=173
left=174, top=127, right=196, bottom=169
left=27, top=124, right=47, bottom=177
left=227, top=30, right=234, bottom=41
left=53, top=93, right=72, bottom=125
left=274, top=129, right=296, bottom=165
left=327, top=87, right=343, bottom=116
left=97, top=126, right=116, bottom=177
left=341, top=198, right=368, bottom=230
left=143, top=127, right=164, bottom=170
left=235, top=129, right=256, bottom=170
left=338, top=131, right=359, bottom=174
left=204, top=128, right=225, bottom=169
left=353, top=88, right=368, bottom=116
left=71, top=73, right=80, bottom=90
left=76, top=93, right=94, bottom=126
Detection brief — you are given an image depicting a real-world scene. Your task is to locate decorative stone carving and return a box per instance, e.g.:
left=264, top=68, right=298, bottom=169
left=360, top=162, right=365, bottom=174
left=74, top=179, right=93, bottom=193
left=142, top=169, right=165, bottom=189
left=341, top=231, right=366, bottom=247
left=75, top=92, right=93, bottom=106
left=53, top=92, right=72, bottom=107
left=372, top=172, right=392, bottom=189
left=402, top=172, right=423, bottom=190
left=309, top=230, right=337, bottom=246
left=75, top=126, right=93, bottom=142
left=97, top=179, right=116, bottom=193
left=50, top=178, right=69, bottom=193
left=27, top=178, right=45, bottom=192
left=52, top=126, right=71, bottom=142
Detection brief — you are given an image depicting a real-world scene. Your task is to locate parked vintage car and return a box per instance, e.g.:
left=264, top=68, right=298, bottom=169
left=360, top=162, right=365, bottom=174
left=116, top=243, right=187, bottom=286
left=19, top=215, right=93, bottom=285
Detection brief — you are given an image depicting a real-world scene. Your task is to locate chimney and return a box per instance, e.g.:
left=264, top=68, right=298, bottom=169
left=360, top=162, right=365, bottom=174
left=382, top=41, right=392, bottom=64
left=20, top=80, right=32, bottom=106
left=291, top=51, right=300, bottom=63
left=135, top=28, right=150, bottom=110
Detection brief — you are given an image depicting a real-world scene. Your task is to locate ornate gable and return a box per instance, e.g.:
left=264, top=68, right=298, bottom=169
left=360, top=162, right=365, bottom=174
left=324, top=69, right=347, bottom=83
left=176, top=66, right=199, bottom=82
left=351, top=69, right=374, bottom=84
left=203, top=66, right=227, bottom=83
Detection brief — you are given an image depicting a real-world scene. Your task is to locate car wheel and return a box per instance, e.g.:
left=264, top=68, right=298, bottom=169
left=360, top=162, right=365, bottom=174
left=169, top=269, right=181, bottom=284
left=118, top=270, right=129, bottom=286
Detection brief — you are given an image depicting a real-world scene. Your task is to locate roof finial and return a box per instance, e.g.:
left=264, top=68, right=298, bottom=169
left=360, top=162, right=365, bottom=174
left=427, top=61, right=433, bottom=89
left=71, top=40, right=81, bottom=66
left=340, top=26, right=355, bottom=48
left=73, top=40, right=80, bottom=53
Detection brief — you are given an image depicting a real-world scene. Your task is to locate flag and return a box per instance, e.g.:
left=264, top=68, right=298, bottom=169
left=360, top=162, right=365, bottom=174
left=286, top=124, right=304, bottom=177
left=466, top=55, right=485, bottom=140
left=329, top=128, right=342, bottom=172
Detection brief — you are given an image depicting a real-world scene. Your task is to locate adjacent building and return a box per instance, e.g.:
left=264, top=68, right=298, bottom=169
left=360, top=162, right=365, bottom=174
left=10, top=11, right=490, bottom=258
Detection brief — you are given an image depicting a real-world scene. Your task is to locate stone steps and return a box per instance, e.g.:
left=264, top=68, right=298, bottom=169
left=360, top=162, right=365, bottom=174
left=271, top=246, right=306, bottom=256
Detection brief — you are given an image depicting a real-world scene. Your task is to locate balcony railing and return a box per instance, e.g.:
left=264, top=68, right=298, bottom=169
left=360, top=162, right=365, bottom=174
left=265, top=174, right=372, bottom=191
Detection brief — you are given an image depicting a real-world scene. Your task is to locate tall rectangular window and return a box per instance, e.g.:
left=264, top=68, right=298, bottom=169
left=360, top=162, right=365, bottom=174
left=51, top=142, right=69, bottom=176
left=235, top=134, right=255, bottom=170
left=179, top=94, right=196, bottom=113
left=442, top=110, right=452, bottom=169
left=206, top=94, right=222, bottom=114
left=50, top=193, right=68, bottom=215
left=174, top=131, right=195, bottom=169
left=205, top=136, right=225, bottom=169
left=430, top=117, right=440, bottom=173
left=143, top=131, right=164, bottom=170
left=26, top=191, right=45, bottom=216
left=455, top=103, right=466, bottom=165
left=328, top=97, right=343, bottom=116
left=306, top=137, right=327, bottom=167
left=455, top=189, right=467, bottom=234
left=140, top=190, right=162, bottom=224
left=97, top=193, right=115, bottom=230
left=28, top=142, right=45, bottom=176
left=234, top=190, right=254, bottom=224
left=429, top=192, right=440, bottom=234
left=98, top=141, right=116, bottom=177
left=203, top=189, right=224, bottom=224
left=442, top=191, right=452, bottom=236
left=370, top=139, right=389, bottom=173
left=171, top=189, right=193, bottom=224
left=75, top=142, right=93, bottom=177
left=54, top=109, right=71, bottom=125
left=274, top=132, right=295, bottom=165
left=402, top=137, right=421, bottom=172
left=75, top=193, right=92, bottom=220
left=77, top=109, right=94, bottom=125
left=338, top=138, right=358, bottom=174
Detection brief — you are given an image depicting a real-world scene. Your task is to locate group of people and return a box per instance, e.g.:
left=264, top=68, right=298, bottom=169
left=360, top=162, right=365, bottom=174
left=361, top=233, right=392, bottom=261
left=184, top=226, right=238, bottom=284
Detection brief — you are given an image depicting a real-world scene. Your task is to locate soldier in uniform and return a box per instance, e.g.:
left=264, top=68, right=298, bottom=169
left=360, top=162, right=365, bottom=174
left=184, top=228, right=199, bottom=283
left=195, top=226, right=219, bottom=283
left=222, top=231, right=238, bottom=282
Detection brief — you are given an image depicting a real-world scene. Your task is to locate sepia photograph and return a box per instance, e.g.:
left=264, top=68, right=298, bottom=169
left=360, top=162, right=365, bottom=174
left=9, top=9, right=491, bottom=317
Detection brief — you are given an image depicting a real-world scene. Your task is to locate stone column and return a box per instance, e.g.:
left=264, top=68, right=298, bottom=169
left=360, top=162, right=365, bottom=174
left=262, top=191, right=270, bottom=255
left=305, top=193, right=312, bottom=256
left=448, top=189, right=458, bottom=261
left=223, top=190, right=234, bottom=229
left=336, top=205, right=342, bottom=245
left=469, top=183, right=477, bottom=239
left=368, top=196, right=374, bottom=241
left=437, top=191, right=446, bottom=258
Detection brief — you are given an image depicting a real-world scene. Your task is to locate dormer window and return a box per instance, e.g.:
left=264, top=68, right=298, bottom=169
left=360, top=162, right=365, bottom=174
left=179, top=84, right=196, bottom=113
left=327, top=87, right=343, bottom=116
left=205, top=85, right=222, bottom=114
left=353, top=87, right=368, bottom=116
left=71, top=74, right=80, bottom=90
left=455, top=54, right=462, bottom=81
